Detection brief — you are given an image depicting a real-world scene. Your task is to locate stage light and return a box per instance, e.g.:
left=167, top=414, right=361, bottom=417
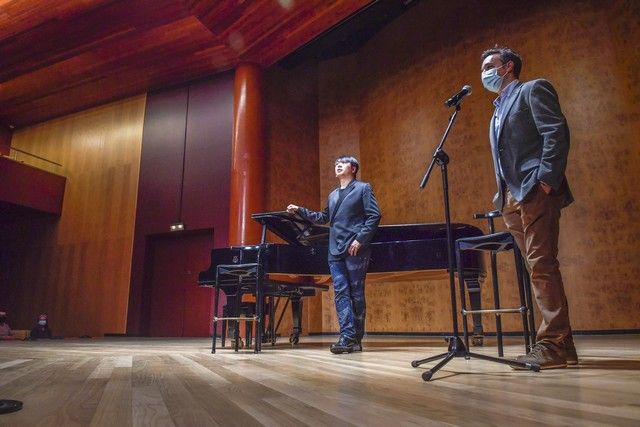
left=170, top=222, right=185, bottom=232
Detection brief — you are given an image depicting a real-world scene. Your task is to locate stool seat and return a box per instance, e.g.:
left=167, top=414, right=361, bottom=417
left=457, top=231, right=514, bottom=252
left=455, top=228, right=536, bottom=357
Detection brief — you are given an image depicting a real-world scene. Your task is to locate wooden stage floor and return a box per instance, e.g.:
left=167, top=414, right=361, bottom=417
left=1, top=335, right=639, bottom=426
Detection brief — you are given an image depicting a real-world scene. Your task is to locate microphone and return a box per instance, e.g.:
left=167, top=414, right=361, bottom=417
left=444, top=85, right=472, bottom=108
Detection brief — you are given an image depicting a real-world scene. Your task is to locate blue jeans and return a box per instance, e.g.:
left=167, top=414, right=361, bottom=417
left=329, top=252, right=370, bottom=341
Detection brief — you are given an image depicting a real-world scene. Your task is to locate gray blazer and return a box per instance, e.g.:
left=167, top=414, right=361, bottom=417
left=490, top=79, right=574, bottom=210
left=297, top=179, right=381, bottom=259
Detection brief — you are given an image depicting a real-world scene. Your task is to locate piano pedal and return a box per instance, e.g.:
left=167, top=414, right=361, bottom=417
left=229, top=338, right=245, bottom=349
left=471, top=335, right=484, bottom=347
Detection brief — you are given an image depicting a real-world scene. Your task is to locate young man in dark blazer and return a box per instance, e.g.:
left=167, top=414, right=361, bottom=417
left=287, top=156, right=381, bottom=354
left=481, top=46, right=576, bottom=369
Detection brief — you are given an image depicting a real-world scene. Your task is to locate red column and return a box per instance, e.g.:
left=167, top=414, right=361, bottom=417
left=228, top=63, right=266, bottom=246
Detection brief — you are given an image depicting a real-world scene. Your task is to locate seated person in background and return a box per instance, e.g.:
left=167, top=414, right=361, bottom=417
left=30, top=314, right=53, bottom=339
left=0, top=311, right=15, bottom=340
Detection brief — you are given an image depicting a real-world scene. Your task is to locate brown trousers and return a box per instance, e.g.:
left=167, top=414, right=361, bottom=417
left=502, top=184, right=572, bottom=352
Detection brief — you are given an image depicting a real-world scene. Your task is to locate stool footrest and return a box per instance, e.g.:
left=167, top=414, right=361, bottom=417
left=214, top=316, right=259, bottom=322
left=462, top=307, right=526, bottom=315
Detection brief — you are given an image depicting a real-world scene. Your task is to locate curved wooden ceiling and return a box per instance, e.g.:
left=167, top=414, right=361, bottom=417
left=0, top=0, right=371, bottom=128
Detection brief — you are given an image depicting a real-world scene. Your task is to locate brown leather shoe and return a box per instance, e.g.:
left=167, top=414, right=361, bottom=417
left=513, top=342, right=567, bottom=370
left=565, top=336, right=578, bottom=366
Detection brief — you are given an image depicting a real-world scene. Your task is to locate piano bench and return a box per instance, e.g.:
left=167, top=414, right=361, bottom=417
left=455, top=231, right=536, bottom=357
left=212, top=263, right=263, bottom=354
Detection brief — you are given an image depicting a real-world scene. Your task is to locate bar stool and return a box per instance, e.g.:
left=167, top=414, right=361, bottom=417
left=455, top=211, right=536, bottom=356
left=475, top=210, right=509, bottom=353
left=211, top=263, right=261, bottom=353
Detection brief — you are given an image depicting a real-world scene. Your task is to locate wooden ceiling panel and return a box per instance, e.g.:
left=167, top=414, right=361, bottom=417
left=243, top=1, right=371, bottom=66
left=0, top=0, right=113, bottom=40
left=0, top=0, right=190, bottom=81
left=3, top=51, right=230, bottom=123
left=0, top=17, right=221, bottom=106
left=182, top=0, right=256, bottom=32
left=0, top=0, right=372, bottom=128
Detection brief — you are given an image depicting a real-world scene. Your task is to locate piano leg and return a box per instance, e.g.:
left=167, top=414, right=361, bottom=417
left=289, top=296, right=302, bottom=345
left=223, top=300, right=237, bottom=348
left=222, top=296, right=246, bottom=351
left=464, top=278, right=484, bottom=346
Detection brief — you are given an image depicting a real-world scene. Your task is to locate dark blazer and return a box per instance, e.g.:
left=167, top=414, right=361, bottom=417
left=297, top=179, right=381, bottom=259
left=490, top=79, right=574, bottom=210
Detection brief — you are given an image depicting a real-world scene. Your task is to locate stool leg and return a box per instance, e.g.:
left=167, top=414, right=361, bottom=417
left=270, top=295, right=276, bottom=346
left=221, top=317, right=226, bottom=348
left=466, top=279, right=483, bottom=346
left=513, top=245, right=532, bottom=354
left=456, top=244, right=471, bottom=358
left=234, top=292, right=241, bottom=352
left=490, top=250, right=504, bottom=357
left=486, top=216, right=504, bottom=356
left=212, top=287, right=220, bottom=354
left=522, top=263, right=536, bottom=346
left=245, top=307, right=253, bottom=349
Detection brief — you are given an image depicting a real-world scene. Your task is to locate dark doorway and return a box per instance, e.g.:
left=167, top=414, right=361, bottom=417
left=146, top=230, right=214, bottom=337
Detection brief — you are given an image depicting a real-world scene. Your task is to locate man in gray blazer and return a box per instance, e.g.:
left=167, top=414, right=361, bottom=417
left=287, top=156, right=381, bottom=354
left=481, top=46, right=576, bottom=369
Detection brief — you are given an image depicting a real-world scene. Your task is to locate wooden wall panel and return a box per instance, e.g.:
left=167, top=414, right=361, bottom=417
left=265, top=63, right=320, bottom=215
left=182, top=76, right=234, bottom=241
left=126, top=73, right=234, bottom=335
left=316, top=54, right=361, bottom=333
left=0, top=96, right=146, bottom=336
left=314, top=0, right=640, bottom=333
left=264, top=62, right=321, bottom=334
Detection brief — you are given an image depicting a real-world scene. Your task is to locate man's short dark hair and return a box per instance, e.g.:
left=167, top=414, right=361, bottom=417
left=481, top=46, right=523, bottom=78
left=335, top=155, right=359, bottom=176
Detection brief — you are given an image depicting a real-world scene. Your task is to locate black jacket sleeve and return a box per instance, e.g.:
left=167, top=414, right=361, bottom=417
left=297, top=206, right=330, bottom=225
left=355, top=183, right=381, bottom=245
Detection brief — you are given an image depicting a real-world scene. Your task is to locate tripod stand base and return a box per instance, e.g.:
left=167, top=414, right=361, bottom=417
left=411, top=336, right=539, bottom=381
left=0, top=400, right=23, bottom=414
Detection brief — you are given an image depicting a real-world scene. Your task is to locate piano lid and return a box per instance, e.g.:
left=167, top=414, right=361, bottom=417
left=372, top=222, right=483, bottom=242
left=252, top=211, right=329, bottom=246
left=252, top=211, right=483, bottom=246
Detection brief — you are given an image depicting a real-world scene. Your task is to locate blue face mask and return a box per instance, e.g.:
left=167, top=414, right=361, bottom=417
left=481, top=63, right=508, bottom=93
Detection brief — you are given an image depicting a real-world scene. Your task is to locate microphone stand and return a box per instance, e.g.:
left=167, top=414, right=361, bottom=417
left=0, top=399, right=23, bottom=414
left=412, top=103, right=539, bottom=381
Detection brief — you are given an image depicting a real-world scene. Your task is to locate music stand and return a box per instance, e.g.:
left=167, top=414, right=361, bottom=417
left=411, top=103, right=540, bottom=381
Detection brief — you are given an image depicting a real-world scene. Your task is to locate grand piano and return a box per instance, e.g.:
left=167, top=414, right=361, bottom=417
left=198, top=211, right=486, bottom=352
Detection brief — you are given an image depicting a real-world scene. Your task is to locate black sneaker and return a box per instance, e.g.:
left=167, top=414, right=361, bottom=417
left=330, top=336, right=356, bottom=354
left=353, top=341, right=362, bottom=352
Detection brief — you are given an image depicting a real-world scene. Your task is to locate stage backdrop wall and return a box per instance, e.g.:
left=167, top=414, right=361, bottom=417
left=263, top=62, right=322, bottom=334
left=127, top=73, right=234, bottom=336
left=0, top=96, right=146, bottom=337
left=313, top=0, right=640, bottom=333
